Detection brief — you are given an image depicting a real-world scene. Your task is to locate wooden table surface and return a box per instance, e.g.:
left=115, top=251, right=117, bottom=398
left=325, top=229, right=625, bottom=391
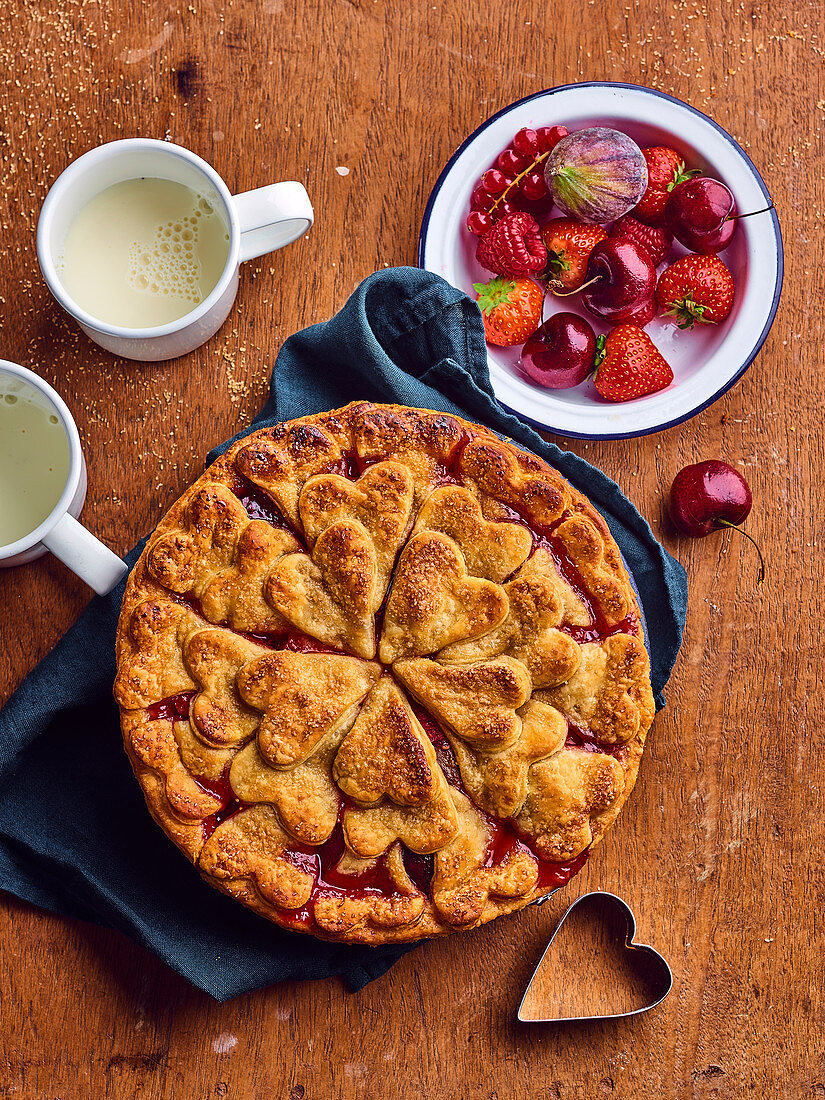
left=1, top=1, right=822, bottom=1096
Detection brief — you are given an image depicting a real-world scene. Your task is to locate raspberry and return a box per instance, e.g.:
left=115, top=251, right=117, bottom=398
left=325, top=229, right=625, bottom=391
left=475, top=212, right=547, bottom=276
left=610, top=215, right=673, bottom=267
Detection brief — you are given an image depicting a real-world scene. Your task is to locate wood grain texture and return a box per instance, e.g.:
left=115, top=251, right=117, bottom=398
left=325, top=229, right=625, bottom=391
left=1, top=0, right=822, bottom=1096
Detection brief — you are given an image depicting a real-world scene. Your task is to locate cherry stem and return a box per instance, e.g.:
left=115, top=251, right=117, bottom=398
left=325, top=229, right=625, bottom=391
left=726, top=203, right=775, bottom=222
left=551, top=274, right=603, bottom=297
left=717, top=519, right=765, bottom=585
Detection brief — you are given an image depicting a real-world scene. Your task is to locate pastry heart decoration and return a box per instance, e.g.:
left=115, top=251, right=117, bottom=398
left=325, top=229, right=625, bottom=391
left=146, top=483, right=300, bottom=634
left=379, top=531, right=509, bottom=662
left=446, top=698, right=567, bottom=819
left=440, top=574, right=581, bottom=688
left=334, top=677, right=441, bottom=806
left=413, top=484, right=533, bottom=582
left=544, top=633, right=653, bottom=747
left=200, top=804, right=317, bottom=911
left=299, top=461, right=415, bottom=593
left=431, top=789, right=539, bottom=926
left=515, top=747, right=626, bottom=862
left=146, top=483, right=251, bottom=595
left=183, top=628, right=271, bottom=748
left=237, top=651, right=381, bottom=767
left=394, top=654, right=532, bottom=750
left=235, top=420, right=346, bottom=527
left=265, top=521, right=380, bottom=659
left=518, top=892, right=672, bottom=1022
left=198, top=521, right=300, bottom=633
left=458, top=437, right=569, bottom=528
left=113, top=600, right=204, bottom=710
left=334, top=677, right=459, bottom=857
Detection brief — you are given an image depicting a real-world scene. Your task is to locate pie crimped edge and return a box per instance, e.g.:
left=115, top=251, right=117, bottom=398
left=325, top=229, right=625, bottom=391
left=114, top=402, right=655, bottom=945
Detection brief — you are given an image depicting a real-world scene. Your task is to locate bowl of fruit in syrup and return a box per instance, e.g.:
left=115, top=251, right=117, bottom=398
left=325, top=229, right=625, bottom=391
left=418, top=82, right=782, bottom=439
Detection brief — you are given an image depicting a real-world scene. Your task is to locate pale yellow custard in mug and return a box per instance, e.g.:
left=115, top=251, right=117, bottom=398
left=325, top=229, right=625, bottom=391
left=0, top=381, right=71, bottom=546
left=56, top=178, right=231, bottom=329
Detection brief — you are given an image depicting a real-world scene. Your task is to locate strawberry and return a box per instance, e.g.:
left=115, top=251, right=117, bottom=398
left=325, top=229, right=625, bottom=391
left=474, top=276, right=544, bottom=346
left=542, top=219, right=608, bottom=292
left=609, top=215, right=673, bottom=267
left=633, top=146, right=698, bottom=226
left=593, top=325, right=673, bottom=401
left=476, top=212, right=547, bottom=276
left=655, top=254, right=735, bottom=329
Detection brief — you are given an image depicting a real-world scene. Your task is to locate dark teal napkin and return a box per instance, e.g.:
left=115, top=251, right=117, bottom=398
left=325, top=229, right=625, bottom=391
left=0, top=268, right=686, bottom=1001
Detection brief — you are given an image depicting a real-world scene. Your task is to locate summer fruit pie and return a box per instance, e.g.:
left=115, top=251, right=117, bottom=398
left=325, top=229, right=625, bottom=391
left=114, top=402, right=655, bottom=944
left=474, top=276, right=544, bottom=346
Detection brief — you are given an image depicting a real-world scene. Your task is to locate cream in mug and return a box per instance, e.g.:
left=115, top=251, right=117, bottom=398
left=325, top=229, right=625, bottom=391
left=0, top=379, right=70, bottom=546
left=56, top=178, right=231, bottom=328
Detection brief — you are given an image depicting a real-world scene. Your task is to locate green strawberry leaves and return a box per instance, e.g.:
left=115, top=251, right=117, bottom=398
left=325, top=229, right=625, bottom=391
left=663, top=293, right=710, bottom=329
left=474, top=277, right=516, bottom=316
left=546, top=248, right=572, bottom=276
left=666, top=164, right=701, bottom=192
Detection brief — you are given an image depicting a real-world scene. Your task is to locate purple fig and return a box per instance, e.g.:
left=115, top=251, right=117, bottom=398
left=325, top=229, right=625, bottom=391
left=544, top=128, right=648, bottom=224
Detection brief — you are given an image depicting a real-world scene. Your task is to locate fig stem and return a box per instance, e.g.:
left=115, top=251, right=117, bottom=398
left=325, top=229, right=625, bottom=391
left=726, top=203, right=775, bottom=222
left=717, top=519, right=765, bottom=585
left=551, top=274, right=603, bottom=297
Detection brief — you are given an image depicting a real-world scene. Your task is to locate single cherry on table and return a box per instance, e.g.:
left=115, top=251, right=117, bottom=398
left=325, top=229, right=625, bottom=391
left=668, top=460, right=765, bottom=583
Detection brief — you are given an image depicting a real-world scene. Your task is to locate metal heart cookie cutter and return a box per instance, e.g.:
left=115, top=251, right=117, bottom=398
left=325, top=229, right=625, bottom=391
left=518, top=891, right=673, bottom=1023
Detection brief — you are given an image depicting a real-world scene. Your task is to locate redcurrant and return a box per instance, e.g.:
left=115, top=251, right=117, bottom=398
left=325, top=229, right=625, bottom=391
left=466, top=210, right=493, bottom=235
left=512, top=128, right=541, bottom=157
left=536, top=125, right=568, bottom=152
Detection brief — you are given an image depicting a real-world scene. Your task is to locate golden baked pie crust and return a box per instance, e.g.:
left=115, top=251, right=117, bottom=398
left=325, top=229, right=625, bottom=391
left=114, top=402, right=654, bottom=944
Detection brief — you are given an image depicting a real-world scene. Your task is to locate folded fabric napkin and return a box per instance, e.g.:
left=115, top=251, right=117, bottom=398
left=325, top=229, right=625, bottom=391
left=0, top=267, right=687, bottom=1001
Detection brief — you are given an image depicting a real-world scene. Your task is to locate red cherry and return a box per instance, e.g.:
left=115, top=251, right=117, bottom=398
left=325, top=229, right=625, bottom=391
left=620, top=295, right=657, bottom=327
left=536, top=124, right=568, bottom=152
left=520, top=313, right=596, bottom=389
left=482, top=168, right=510, bottom=195
left=467, top=210, right=493, bottom=235
left=668, top=460, right=764, bottom=582
left=513, top=128, right=541, bottom=157
left=665, top=178, right=737, bottom=253
left=580, top=239, right=657, bottom=322
left=498, top=148, right=530, bottom=175
left=519, top=170, right=548, bottom=201
left=471, top=184, right=495, bottom=212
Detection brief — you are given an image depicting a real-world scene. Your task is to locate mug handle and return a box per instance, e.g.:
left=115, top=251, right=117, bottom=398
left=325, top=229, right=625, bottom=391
left=42, top=513, right=128, bottom=596
left=232, top=182, right=314, bottom=263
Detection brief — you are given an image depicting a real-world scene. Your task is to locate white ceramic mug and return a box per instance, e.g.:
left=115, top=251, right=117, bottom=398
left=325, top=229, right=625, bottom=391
left=0, top=360, right=128, bottom=595
left=36, top=138, right=314, bottom=362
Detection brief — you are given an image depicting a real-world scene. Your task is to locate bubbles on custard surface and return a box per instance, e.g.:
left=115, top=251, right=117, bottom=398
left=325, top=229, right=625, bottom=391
left=125, top=191, right=228, bottom=305
left=126, top=194, right=223, bottom=304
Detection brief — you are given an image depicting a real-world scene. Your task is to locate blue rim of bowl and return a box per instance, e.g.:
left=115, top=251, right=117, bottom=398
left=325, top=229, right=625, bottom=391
left=416, top=80, right=784, bottom=440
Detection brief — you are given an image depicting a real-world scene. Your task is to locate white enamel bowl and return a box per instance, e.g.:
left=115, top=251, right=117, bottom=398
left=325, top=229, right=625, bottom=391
left=418, top=82, right=783, bottom=439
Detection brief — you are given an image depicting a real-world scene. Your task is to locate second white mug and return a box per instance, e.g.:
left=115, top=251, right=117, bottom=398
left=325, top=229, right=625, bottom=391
left=36, top=138, right=314, bottom=362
